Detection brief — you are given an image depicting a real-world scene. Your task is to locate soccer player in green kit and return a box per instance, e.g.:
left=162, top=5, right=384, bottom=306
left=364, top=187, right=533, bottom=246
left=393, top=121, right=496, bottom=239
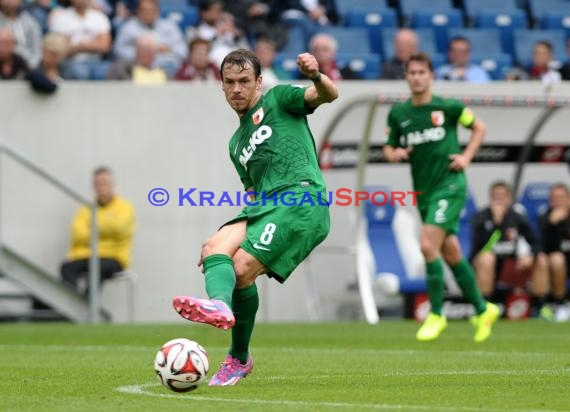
left=384, top=52, right=500, bottom=342
left=172, top=49, right=338, bottom=385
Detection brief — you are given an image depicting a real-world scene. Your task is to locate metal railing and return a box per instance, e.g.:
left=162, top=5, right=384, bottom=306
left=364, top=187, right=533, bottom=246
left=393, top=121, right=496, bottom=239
left=0, top=139, right=101, bottom=323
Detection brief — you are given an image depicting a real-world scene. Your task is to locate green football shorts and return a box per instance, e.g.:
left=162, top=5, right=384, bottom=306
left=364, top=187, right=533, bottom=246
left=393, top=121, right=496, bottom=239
left=418, top=177, right=467, bottom=235
left=223, top=192, right=330, bottom=283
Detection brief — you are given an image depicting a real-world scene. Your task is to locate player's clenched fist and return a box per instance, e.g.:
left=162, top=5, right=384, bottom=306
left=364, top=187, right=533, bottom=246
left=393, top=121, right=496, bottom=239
left=297, top=53, right=320, bottom=79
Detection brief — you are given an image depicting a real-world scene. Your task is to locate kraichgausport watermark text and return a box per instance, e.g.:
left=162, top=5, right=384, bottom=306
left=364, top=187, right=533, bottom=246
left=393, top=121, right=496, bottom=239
left=148, top=188, right=421, bottom=207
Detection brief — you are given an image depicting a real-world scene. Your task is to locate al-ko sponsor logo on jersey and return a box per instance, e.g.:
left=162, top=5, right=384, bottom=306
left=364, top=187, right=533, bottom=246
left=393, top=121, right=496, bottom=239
left=400, top=111, right=446, bottom=146
left=239, top=108, right=270, bottom=170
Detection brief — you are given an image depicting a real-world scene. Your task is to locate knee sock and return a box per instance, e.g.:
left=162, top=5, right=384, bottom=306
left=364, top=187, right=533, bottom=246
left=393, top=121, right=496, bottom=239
left=451, top=258, right=487, bottom=315
left=230, top=284, right=259, bottom=364
left=426, top=258, right=445, bottom=316
left=203, top=254, right=236, bottom=308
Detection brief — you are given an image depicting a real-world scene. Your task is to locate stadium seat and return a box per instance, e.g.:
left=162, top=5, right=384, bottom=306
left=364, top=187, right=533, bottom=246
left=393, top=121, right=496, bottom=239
left=444, top=28, right=503, bottom=55
left=398, top=0, right=454, bottom=24
left=337, top=53, right=381, bottom=79
left=475, top=10, right=527, bottom=58
left=280, top=26, right=307, bottom=54
left=463, top=0, right=519, bottom=24
left=541, top=11, right=570, bottom=38
left=273, top=53, right=300, bottom=78
left=528, top=0, right=570, bottom=26
left=381, top=28, right=439, bottom=61
left=316, top=27, right=373, bottom=54
left=161, top=4, right=198, bottom=32
left=160, top=0, right=191, bottom=10
left=512, top=29, right=566, bottom=66
left=458, top=190, right=478, bottom=258
left=411, top=9, right=464, bottom=53
left=345, top=8, right=398, bottom=56
left=336, top=0, right=388, bottom=21
left=362, top=187, right=426, bottom=295
left=517, top=182, right=551, bottom=235
left=471, top=53, right=513, bottom=80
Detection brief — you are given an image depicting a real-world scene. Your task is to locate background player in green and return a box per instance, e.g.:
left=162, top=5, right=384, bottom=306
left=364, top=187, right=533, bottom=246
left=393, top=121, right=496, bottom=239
left=172, top=49, right=339, bottom=385
left=384, top=52, right=500, bottom=342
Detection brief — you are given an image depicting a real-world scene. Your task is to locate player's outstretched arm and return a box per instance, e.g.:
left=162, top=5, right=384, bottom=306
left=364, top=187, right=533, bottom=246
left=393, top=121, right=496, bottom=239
left=297, top=52, right=339, bottom=109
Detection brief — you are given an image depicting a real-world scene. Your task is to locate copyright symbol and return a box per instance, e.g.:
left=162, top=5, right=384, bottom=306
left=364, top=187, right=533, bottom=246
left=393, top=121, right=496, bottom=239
left=148, top=188, right=169, bottom=206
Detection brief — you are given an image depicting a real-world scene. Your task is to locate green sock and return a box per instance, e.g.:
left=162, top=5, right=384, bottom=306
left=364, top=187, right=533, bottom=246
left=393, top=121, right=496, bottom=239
left=230, top=284, right=259, bottom=364
left=203, top=254, right=236, bottom=308
left=451, top=258, right=487, bottom=315
left=426, top=258, right=445, bottom=316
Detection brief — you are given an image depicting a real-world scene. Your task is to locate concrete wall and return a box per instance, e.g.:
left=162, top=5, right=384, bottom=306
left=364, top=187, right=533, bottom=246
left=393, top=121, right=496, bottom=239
left=0, top=80, right=568, bottom=323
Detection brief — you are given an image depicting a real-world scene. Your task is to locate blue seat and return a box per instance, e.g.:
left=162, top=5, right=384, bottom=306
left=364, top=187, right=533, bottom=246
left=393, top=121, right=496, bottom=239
left=381, top=28, right=439, bottom=60
left=280, top=26, right=307, bottom=54
left=458, top=190, right=478, bottom=258
left=161, top=4, right=198, bottom=32
left=463, top=0, right=519, bottom=23
left=517, top=182, right=551, bottom=235
left=541, top=11, right=570, bottom=37
left=337, top=53, right=381, bottom=79
left=345, top=8, right=398, bottom=56
left=529, top=0, right=570, bottom=25
left=273, top=53, right=300, bottom=78
left=316, top=27, right=373, bottom=54
left=364, top=187, right=426, bottom=294
left=512, top=29, right=566, bottom=67
left=445, top=28, right=503, bottom=55
left=336, top=0, right=388, bottom=20
left=411, top=9, right=464, bottom=53
left=471, top=53, right=513, bottom=80
left=398, top=0, right=454, bottom=24
left=475, top=10, right=527, bottom=58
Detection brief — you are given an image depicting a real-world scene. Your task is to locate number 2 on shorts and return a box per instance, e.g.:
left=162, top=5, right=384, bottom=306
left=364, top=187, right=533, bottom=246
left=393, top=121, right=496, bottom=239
left=435, top=199, right=448, bottom=223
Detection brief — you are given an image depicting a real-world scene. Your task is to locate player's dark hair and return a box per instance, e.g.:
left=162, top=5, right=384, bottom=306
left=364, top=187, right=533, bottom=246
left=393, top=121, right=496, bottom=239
left=220, top=49, right=261, bottom=80
left=490, top=180, right=512, bottom=195
left=94, top=166, right=113, bottom=177
left=405, top=52, right=433, bottom=72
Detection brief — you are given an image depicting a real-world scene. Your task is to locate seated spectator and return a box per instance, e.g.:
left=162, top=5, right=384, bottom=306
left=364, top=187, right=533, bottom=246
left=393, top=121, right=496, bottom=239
left=436, top=36, right=490, bottom=83
left=113, top=0, right=186, bottom=77
left=175, top=37, right=220, bottom=81
left=0, top=26, right=29, bottom=79
left=253, top=36, right=290, bottom=89
left=531, top=183, right=570, bottom=321
left=271, top=0, right=338, bottom=37
left=25, top=0, right=52, bottom=34
left=223, top=0, right=285, bottom=48
left=48, top=0, right=112, bottom=80
left=507, top=41, right=561, bottom=85
left=381, top=28, right=418, bottom=80
left=108, top=33, right=167, bottom=84
left=302, top=32, right=360, bottom=81
left=28, top=32, right=68, bottom=93
left=61, top=167, right=135, bottom=294
left=0, top=0, right=42, bottom=67
left=559, top=38, right=570, bottom=80
left=187, top=0, right=250, bottom=66
left=470, top=181, right=540, bottom=302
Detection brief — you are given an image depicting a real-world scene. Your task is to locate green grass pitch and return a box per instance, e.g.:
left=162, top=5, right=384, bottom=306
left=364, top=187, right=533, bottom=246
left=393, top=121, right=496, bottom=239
left=1, top=321, right=569, bottom=411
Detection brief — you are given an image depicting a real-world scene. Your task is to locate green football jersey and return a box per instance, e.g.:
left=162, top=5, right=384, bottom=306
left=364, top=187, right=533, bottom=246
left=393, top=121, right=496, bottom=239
left=229, top=85, right=326, bottom=195
left=386, top=95, right=475, bottom=195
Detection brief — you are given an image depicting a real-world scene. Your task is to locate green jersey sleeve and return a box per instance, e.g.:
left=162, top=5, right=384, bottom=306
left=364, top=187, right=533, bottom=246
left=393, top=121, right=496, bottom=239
left=449, top=99, right=476, bottom=129
left=386, top=107, right=402, bottom=147
left=271, top=85, right=312, bottom=116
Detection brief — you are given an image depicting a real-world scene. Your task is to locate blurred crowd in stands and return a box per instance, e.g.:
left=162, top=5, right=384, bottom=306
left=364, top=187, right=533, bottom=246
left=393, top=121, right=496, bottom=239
left=1, top=0, right=570, bottom=91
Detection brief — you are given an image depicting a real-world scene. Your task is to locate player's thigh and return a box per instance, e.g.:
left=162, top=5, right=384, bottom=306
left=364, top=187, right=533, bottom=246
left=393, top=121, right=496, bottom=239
left=232, top=248, right=268, bottom=288
left=202, top=219, right=247, bottom=258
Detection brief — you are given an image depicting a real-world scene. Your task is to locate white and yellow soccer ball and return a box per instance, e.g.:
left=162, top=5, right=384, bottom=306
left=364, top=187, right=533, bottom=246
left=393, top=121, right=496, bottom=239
left=154, top=338, right=209, bottom=392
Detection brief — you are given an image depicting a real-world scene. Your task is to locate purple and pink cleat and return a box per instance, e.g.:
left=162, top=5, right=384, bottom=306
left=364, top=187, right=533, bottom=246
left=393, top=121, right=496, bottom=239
left=208, top=355, right=254, bottom=386
left=172, top=296, right=235, bottom=330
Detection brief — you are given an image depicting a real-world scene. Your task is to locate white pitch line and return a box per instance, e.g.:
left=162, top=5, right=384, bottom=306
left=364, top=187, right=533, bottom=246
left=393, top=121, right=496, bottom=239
left=0, top=344, right=567, bottom=359
left=115, top=382, right=564, bottom=412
